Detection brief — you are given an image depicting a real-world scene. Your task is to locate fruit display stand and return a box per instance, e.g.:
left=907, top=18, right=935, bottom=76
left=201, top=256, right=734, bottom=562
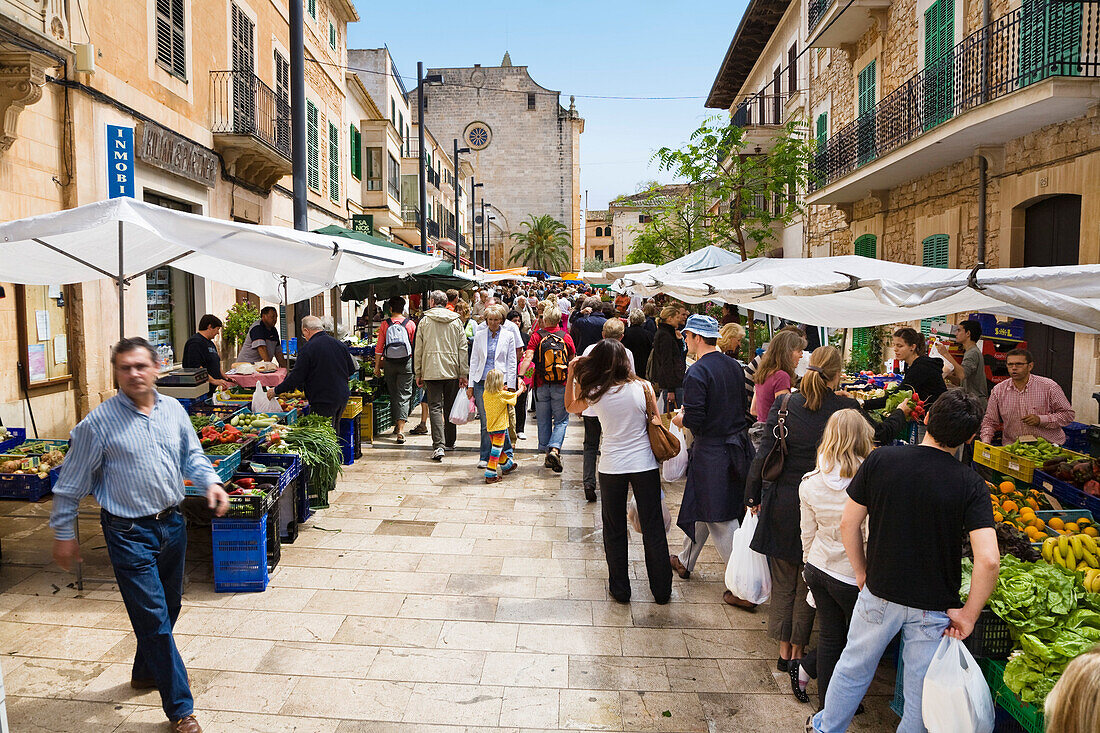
left=975, top=440, right=1089, bottom=483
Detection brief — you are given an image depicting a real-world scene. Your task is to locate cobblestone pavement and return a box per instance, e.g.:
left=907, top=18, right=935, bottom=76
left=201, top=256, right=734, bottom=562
left=0, top=415, right=899, bottom=731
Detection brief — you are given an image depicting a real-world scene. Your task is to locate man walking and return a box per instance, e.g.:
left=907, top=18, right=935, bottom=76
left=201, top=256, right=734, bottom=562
left=519, top=305, right=575, bottom=472
left=51, top=338, right=229, bottom=733
left=270, top=315, right=357, bottom=433
left=569, top=297, right=608, bottom=355
left=980, top=347, right=1074, bottom=446
left=415, top=290, right=469, bottom=461
left=810, top=390, right=999, bottom=733
left=669, top=315, right=754, bottom=606
left=374, top=296, right=417, bottom=443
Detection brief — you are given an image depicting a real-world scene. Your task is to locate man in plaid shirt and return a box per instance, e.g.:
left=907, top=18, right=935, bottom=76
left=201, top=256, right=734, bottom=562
left=980, top=348, right=1074, bottom=445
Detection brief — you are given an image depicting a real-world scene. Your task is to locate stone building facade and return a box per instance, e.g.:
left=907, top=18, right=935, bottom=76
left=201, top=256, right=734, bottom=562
left=409, top=54, right=584, bottom=271
left=584, top=210, right=613, bottom=262
left=0, top=0, right=361, bottom=434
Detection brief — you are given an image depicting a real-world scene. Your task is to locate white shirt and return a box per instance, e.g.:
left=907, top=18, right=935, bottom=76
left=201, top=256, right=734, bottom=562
left=580, top=341, right=635, bottom=417
left=584, top=381, right=659, bottom=474
left=557, top=297, right=571, bottom=314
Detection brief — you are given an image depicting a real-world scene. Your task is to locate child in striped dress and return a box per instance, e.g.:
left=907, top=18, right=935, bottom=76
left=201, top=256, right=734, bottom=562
left=482, top=369, right=519, bottom=483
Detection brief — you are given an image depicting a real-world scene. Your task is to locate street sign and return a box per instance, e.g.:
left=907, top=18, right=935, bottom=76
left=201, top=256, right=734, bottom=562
left=351, top=214, right=374, bottom=235
left=106, top=124, right=135, bottom=198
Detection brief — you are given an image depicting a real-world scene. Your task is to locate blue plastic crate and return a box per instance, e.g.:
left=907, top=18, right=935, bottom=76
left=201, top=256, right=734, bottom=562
left=0, top=466, right=58, bottom=501
left=1034, top=470, right=1100, bottom=517
left=212, top=516, right=269, bottom=592
left=295, top=475, right=314, bottom=523
left=239, top=454, right=302, bottom=492
left=204, top=448, right=242, bottom=485
left=0, top=427, right=27, bottom=453
left=339, top=415, right=360, bottom=466
left=1063, top=422, right=1090, bottom=454
left=174, top=395, right=209, bottom=412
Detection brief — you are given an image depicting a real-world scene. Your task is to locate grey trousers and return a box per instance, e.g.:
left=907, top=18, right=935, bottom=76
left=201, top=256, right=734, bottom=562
left=383, top=358, right=415, bottom=424
left=677, top=520, right=738, bottom=573
left=767, top=556, right=815, bottom=647
left=423, top=379, right=459, bottom=450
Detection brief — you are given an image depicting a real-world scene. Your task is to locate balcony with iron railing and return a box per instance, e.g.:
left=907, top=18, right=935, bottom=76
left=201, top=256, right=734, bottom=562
left=808, top=0, right=893, bottom=48
left=731, top=92, right=791, bottom=152
left=400, top=206, right=419, bottom=226
left=210, top=70, right=292, bottom=191
left=427, top=219, right=440, bottom=238
left=809, top=0, right=1100, bottom=204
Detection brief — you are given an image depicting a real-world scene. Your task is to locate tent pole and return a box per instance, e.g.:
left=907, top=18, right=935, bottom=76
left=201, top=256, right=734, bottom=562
left=282, top=275, right=290, bottom=361
left=118, top=221, right=125, bottom=341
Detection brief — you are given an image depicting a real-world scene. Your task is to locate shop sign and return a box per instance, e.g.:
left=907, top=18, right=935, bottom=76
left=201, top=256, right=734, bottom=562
left=136, top=122, right=219, bottom=188
left=107, top=124, right=135, bottom=198
left=351, top=214, right=374, bottom=235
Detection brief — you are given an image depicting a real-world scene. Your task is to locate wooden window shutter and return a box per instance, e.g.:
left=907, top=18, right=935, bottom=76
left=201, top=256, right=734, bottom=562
left=921, top=234, right=950, bottom=334
left=306, top=101, right=320, bottom=192
left=854, top=234, right=877, bottom=258
left=155, top=0, right=187, bottom=79
left=329, top=120, right=340, bottom=202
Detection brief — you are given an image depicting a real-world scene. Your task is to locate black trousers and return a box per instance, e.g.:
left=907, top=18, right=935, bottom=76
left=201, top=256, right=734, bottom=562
left=515, top=389, right=528, bottom=433
left=803, top=562, right=860, bottom=710
left=599, top=469, right=672, bottom=603
left=582, top=416, right=602, bottom=491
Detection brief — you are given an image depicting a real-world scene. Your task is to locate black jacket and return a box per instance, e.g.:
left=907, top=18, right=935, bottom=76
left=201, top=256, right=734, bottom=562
left=647, top=322, right=685, bottom=391
left=864, top=354, right=948, bottom=410
left=621, top=324, right=653, bottom=375
left=569, top=312, right=607, bottom=355
left=274, top=332, right=356, bottom=415
left=745, top=391, right=907, bottom=564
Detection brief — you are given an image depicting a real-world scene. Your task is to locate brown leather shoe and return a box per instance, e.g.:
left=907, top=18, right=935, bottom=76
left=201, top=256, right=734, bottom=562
left=485, top=475, right=502, bottom=484
left=723, top=590, right=758, bottom=611
left=171, top=715, right=202, bottom=733
left=130, top=677, right=157, bottom=690
left=670, top=554, right=690, bottom=580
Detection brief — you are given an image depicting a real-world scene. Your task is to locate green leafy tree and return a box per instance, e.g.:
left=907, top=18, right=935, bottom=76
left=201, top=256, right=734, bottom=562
left=507, top=214, right=572, bottom=273
left=619, top=184, right=714, bottom=265
left=223, top=300, right=260, bottom=353
left=583, top=257, right=615, bottom=271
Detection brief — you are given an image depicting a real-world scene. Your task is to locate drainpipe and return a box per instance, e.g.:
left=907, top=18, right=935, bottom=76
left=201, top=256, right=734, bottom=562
left=977, top=155, right=987, bottom=267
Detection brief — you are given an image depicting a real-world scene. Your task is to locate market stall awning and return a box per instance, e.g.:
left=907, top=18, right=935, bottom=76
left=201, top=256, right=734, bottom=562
left=617, top=246, right=741, bottom=292
left=0, top=198, right=439, bottom=305
left=587, top=262, right=655, bottom=283
left=623, top=255, right=1100, bottom=333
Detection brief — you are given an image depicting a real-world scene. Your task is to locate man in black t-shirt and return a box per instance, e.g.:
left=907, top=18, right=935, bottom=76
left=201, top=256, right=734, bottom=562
left=181, top=314, right=231, bottom=391
left=809, top=390, right=1000, bottom=733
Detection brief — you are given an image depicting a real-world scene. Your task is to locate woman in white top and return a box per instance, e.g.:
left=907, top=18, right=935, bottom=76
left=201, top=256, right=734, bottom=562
left=796, top=409, right=874, bottom=709
left=467, top=304, right=521, bottom=467
left=564, top=339, right=672, bottom=605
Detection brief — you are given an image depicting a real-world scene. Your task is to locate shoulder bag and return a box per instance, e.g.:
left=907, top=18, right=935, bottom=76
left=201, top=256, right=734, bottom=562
left=642, top=381, right=681, bottom=462
left=759, top=393, right=792, bottom=482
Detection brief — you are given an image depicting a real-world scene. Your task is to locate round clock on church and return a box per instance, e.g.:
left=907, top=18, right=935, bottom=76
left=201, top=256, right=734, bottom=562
left=464, top=122, right=492, bottom=150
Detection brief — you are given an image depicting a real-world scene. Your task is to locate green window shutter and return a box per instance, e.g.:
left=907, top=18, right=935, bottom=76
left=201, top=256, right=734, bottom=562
left=307, top=0, right=316, bottom=19
left=857, top=61, right=876, bottom=165
left=349, top=125, right=361, bottom=180
left=923, top=0, right=954, bottom=129
left=1021, top=0, right=1082, bottom=83
left=858, top=61, right=876, bottom=116
left=329, top=120, right=339, bottom=202
left=853, top=328, right=869, bottom=351
left=306, top=101, right=319, bottom=192
left=921, top=233, right=950, bottom=334
left=854, top=234, right=877, bottom=258
left=816, top=112, right=828, bottom=148
left=329, top=23, right=336, bottom=50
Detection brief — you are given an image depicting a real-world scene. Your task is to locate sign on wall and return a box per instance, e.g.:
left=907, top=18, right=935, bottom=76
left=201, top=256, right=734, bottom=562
left=136, top=122, right=219, bottom=188
left=106, top=124, right=135, bottom=198
left=351, top=214, right=374, bottom=235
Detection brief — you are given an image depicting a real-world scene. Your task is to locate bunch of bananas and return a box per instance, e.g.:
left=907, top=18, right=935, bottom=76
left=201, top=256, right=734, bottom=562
left=1042, top=533, right=1100, bottom=577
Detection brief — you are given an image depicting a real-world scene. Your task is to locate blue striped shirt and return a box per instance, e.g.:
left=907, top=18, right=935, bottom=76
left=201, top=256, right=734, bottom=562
left=49, top=390, right=219, bottom=540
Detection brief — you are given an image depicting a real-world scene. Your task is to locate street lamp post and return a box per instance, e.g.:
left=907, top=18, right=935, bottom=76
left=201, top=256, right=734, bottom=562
left=453, top=139, right=470, bottom=269
left=486, top=215, right=496, bottom=271
left=470, top=180, right=483, bottom=272
left=480, top=200, right=488, bottom=272
left=416, top=62, right=443, bottom=255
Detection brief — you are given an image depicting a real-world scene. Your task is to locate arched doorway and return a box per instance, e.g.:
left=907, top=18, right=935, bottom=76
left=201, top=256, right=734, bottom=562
left=1022, top=194, right=1081, bottom=398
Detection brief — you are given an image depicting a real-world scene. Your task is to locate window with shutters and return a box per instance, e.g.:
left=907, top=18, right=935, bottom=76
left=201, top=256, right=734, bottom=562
left=527, top=93, right=536, bottom=110
left=854, top=233, right=877, bottom=258
left=329, top=22, right=336, bottom=51
left=349, top=125, right=361, bottom=180
left=1020, top=0, right=1083, bottom=84
left=857, top=61, right=876, bottom=165
left=155, top=0, right=187, bottom=80
left=788, top=44, right=798, bottom=92
left=921, top=234, right=950, bottom=334
left=274, top=51, right=290, bottom=152
left=387, top=154, right=401, bottom=200
left=329, top=120, right=340, bottom=202
left=815, top=112, right=828, bottom=148
left=307, top=0, right=316, bottom=19
left=923, top=0, right=955, bottom=129
left=306, top=101, right=320, bottom=192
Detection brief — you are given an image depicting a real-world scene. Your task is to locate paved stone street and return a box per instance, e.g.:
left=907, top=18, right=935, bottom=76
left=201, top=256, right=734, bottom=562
left=0, top=417, right=899, bottom=731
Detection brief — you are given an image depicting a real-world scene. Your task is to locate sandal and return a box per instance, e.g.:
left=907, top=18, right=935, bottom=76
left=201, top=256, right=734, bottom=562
left=396, top=433, right=405, bottom=444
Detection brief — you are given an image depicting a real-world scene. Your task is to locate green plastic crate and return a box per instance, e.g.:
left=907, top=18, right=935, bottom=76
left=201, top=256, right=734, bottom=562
left=980, top=658, right=1045, bottom=733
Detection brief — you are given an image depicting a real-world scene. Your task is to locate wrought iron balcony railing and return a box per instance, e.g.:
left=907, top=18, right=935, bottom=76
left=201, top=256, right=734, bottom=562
left=210, top=70, right=290, bottom=158
left=401, top=206, right=419, bottom=225
left=427, top=219, right=440, bottom=238
left=811, top=0, right=1100, bottom=190
left=808, top=0, right=833, bottom=34
left=732, top=92, right=790, bottom=128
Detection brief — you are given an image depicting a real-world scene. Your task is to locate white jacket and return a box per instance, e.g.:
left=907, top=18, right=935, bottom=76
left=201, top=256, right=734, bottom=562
left=469, top=323, right=520, bottom=388
left=799, top=466, right=868, bottom=583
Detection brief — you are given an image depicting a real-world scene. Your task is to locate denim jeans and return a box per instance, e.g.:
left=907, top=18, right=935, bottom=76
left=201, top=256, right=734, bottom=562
left=811, top=587, right=950, bottom=733
left=534, top=383, right=569, bottom=452
left=658, top=387, right=683, bottom=413
left=101, top=509, right=192, bottom=721
left=473, top=380, right=513, bottom=462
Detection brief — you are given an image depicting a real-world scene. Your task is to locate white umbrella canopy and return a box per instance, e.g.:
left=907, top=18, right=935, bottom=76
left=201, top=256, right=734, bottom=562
left=0, top=198, right=438, bottom=303
left=593, top=262, right=655, bottom=283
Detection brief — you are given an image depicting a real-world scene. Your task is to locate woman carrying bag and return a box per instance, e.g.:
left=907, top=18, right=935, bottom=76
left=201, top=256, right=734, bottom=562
left=565, top=340, right=672, bottom=605
left=745, top=346, right=911, bottom=684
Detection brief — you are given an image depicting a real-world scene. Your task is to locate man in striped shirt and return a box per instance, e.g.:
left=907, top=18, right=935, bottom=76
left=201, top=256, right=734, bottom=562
left=979, top=347, right=1075, bottom=446
left=50, top=337, right=228, bottom=733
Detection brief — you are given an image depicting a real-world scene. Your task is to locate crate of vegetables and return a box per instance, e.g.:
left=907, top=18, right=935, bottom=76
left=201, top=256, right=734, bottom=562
left=999, top=438, right=1088, bottom=483
left=236, top=454, right=301, bottom=495
left=222, top=476, right=279, bottom=520
left=0, top=427, right=26, bottom=453
left=187, top=402, right=245, bottom=422
left=4, top=439, right=68, bottom=458
left=226, top=412, right=283, bottom=437
left=980, top=659, right=1044, bottom=733
left=0, top=456, right=60, bottom=501
left=1033, top=458, right=1100, bottom=516
left=204, top=441, right=242, bottom=483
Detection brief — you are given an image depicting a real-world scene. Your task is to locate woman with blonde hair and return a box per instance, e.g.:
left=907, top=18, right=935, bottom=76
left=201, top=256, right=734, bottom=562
left=745, top=346, right=911, bottom=680
left=794, top=409, right=876, bottom=707
left=1044, top=645, right=1100, bottom=733
left=717, top=323, right=745, bottom=359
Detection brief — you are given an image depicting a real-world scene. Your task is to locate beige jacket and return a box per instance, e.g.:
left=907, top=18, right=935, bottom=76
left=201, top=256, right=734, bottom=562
left=413, top=308, right=469, bottom=381
left=799, top=466, right=868, bottom=581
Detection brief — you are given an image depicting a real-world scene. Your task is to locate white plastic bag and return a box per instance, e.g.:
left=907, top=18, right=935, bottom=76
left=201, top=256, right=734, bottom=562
left=627, top=491, right=672, bottom=534
left=251, top=383, right=282, bottom=413
left=661, top=421, right=688, bottom=482
left=448, top=393, right=476, bottom=425
left=724, top=509, right=772, bottom=605
left=922, top=636, right=994, bottom=733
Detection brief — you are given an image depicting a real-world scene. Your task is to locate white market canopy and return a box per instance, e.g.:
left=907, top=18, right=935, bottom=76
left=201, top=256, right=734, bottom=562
left=478, top=272, right=536, bottom=284
left=583, top=262, right=655, bottom=284
left=624, top=245, right=741, bottom=287
left=617, top=255, right=1100, bottom=334
left=0, top=198, right=439, bottom=306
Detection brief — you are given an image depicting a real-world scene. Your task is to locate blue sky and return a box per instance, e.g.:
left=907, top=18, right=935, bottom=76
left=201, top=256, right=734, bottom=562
left=346, top=0, right=746, bottom=210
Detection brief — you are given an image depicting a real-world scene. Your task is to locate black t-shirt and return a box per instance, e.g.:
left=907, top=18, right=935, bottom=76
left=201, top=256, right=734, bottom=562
left=181, top=333, right=224, bottom=379
left=847, top=445, right=994, bottom=612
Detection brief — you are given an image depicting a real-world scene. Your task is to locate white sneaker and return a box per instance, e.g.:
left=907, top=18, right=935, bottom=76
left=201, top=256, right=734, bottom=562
left=431, top=448, right=444, bottom=461
left=477, top=460, right=488, bottom=469
left=517, top=432, right=526, bottom=440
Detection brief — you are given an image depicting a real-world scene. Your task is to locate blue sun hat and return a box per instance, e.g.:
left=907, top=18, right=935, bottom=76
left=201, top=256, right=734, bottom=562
left=682, top=314, right=720, bottom=339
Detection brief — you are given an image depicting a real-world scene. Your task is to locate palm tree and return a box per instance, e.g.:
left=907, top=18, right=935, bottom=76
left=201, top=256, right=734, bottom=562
left=507, top=215, right=572, bottom=273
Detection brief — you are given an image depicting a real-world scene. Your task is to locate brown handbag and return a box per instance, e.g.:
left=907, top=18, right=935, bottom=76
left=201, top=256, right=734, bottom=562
left=643, top=382, right=681, bottom=462
left=760, top=393, right=792, bottom=482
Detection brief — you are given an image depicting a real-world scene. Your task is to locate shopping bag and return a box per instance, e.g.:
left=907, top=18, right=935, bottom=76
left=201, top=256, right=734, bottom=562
left=724, top=509, right=772, bottom=605
left=448, top=393, right=476, bottom=425
left=922, top=636, right=994, bottom=733
left=627, top=491, right=672, bottom=534
left=661, top=422, right=688, bottom=482
left=251, top=383, right=282, bottom=413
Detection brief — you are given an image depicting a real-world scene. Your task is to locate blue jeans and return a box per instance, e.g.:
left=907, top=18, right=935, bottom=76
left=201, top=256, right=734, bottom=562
left=473, top=380, right=513, bottom=462
left=101, top=509, right=192, bottom=720
left=812, top=587, right=949, bottom=733
left=534, top=383, right=569, bottom=452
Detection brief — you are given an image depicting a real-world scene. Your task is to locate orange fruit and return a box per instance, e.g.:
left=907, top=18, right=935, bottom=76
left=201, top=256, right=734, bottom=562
left=1083, top=526, right=1099, bottom=537
left=1049, top=517, right=1065, bottom=531
left=1002, top=501, right=1019, bottom=513
left=1026, top=498, right=1039, bottom=510
left=999, top=481, right=1016, bottom=495
left=993, top=512, right=1004, bottom=523
left=1078, top=517, right=1092, bottom=526
left=1024, top=526, right=1040, bottom=540
left=1065, top=522, right=1080, bottom=533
